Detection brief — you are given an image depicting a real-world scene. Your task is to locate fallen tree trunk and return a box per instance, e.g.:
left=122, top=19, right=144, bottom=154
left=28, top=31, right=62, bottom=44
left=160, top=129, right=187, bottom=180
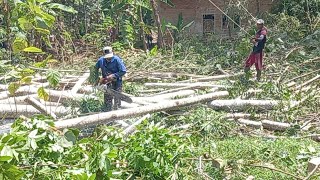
left=232, top=118, right=292, bottom=131
left=261, top=120, right=291, bottom=131
left=151, top=85, right=200, bottom=96
left=25, top=97, right=57, bottom=119
left=54, top=91, right=229, bottom=129
left=0, top=104, right=69, bottom=119
left=208, top=100, right=298, bottom=111
left=0, top=86, right=93, bottom=102
left=0, top=95, right=62, bottom=107
left=145, top=82, right=227, bottom=89
left=178, top=73, right=243, bottom=83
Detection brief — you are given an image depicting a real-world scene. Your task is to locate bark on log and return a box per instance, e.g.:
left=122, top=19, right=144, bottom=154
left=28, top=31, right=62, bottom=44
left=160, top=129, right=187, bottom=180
left=0, top=86, right=94, bottom=102
left=145, top=82, right=227, bottom=89
left=24, top=97, right=57, bottom=119
left=179, top=73, right=244, bottom=83
left=208, top=100, right=298, bottom=111
left=0, top=95, right=62, bottom=107
left=237, top=118, right=262, bottom=129
left=151, top=85, right=200, bottom=96
left=71, top=73, right=90, bottom=94
left=54, top=91, right=229, bottom=129
left=132, top=90, right=196, bottom=104
left=231, top=118, right=292, bottom=131
left=225, top=113, right=260, bottom=119
left=261, top=120, right=291, bottom=131
left=0, top=104, right=69, bottom=119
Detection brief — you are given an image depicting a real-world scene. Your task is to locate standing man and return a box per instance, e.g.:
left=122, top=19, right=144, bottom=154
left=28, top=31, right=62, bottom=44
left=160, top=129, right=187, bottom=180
left=95, top=46, right=127, bottom=111
left=244, top=19, right=267, bottom=82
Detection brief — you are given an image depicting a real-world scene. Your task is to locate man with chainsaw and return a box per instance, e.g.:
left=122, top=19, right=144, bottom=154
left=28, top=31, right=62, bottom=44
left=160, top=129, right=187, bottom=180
left=95, top=46, right=127, bottom=111
left=244, top=19, right=267, bottom=82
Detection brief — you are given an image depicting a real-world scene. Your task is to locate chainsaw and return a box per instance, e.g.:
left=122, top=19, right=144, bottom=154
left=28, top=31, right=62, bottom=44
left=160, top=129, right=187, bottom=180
left=96, top=78, right=133, bottom=103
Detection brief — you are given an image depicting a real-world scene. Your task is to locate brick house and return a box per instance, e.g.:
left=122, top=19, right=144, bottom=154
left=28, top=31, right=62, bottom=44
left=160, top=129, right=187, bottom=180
left=158, top=0, right=274, bottom=35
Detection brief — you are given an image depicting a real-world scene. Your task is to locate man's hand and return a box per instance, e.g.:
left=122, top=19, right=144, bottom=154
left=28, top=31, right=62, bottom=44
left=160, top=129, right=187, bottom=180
left=251, top=38, right=256, bottom=44
left=106, top=74, right=116, bottom=82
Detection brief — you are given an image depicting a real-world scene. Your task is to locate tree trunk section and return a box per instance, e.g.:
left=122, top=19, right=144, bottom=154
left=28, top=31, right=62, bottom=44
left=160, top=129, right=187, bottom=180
left=208, top=100, right=298, bottom=111
left=24, top=97, right=57, bottom=119
left=150, top=0, right=164, bottom=48
left=54, top=91, right=229, bottom=129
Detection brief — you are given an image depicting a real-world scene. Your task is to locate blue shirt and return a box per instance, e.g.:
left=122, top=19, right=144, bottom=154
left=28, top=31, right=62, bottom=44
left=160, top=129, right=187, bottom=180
left=95, top=55, right=127, bottom=86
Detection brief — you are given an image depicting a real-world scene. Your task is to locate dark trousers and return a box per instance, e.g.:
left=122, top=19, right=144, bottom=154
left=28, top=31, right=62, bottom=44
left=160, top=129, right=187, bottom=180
left=103, top=82, right=122, bottom=112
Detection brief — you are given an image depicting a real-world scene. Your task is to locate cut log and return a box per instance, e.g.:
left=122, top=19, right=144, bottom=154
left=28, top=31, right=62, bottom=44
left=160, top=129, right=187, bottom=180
left=237, top=118, right=262, bottom=129
left=54, top=91, right=229, bottom=129
left=0, top=86, right=94, bottom=102
left=71, top=72, right=90, bottom=94
left=208, top=100, right=298, bottom=111
left=145, top=82, right=227, bottom=89
left=150, top=86, right=200, bottom=96
left=0, top=95, right=37, bottom=105
left=225, top=113, right=259, bottom=119
left=24, top=97, right=57, bottom=119
left=0, top=104, right=69, bottom=119
left=178, top=73, right=243, bottom=83
left=261, top=120, right=291, bottom=131
left=132, top=90, right=196, bottom=104
left=123, top=114, right=151, bottom=137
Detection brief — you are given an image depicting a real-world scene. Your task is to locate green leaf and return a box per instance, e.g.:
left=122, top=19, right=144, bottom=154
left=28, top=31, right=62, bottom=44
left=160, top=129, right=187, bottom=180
left=23, top=47, right=43, bottom=53
left=0, top=156, right=12, bottom=162
left=35, top=27, right=50, bottom=35
left=18, top=18, right=33, bottom=31
left=20, top=76, right=32, bottom=84
left=48, top=3, right=78, bottom=14
left=8, top=82, right=20, bottom=95
left=12, top=38, right=28, bottom=53
left=46, top=70, right=61, bottom=87
left=37, top=87, right=49, bottom=101
left=88, top=174, right=96, bottom=180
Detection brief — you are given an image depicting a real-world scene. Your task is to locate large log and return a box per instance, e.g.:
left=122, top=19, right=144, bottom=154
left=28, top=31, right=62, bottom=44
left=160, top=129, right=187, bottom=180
left=54, top=91, right=229, bottom=129
left=0, top=104, right=69, bottom=119
left=0, top=86, right=94, bottom=102
left=151, top=85, right=200, bottom=96
left=178, top=73, right=243, bottom=83
left=208, top=100, right=298, bottom=111
left=25, top=97, right=57, bottom=119
left=145, top=82, right=227, bottom=89
left=0, top=95, right=62, bottom=106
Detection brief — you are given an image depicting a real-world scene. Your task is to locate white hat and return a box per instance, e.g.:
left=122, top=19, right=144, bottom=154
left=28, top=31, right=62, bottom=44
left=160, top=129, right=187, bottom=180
left=257, top=19, right=264, bottom=24
left=103, top=46, right=114, bottom=58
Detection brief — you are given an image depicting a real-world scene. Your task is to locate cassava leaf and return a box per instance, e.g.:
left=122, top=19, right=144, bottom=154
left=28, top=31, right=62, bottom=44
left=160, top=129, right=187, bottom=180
left=8, top=82, right=20, bottom=95
left=37, top=87, right=49, bottom=101
left=46, top=70, right=61, bottom=87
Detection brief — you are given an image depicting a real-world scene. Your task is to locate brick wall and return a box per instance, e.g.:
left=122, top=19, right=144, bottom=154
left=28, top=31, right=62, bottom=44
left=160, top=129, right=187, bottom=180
left=159, top=0, right=274, bottom=35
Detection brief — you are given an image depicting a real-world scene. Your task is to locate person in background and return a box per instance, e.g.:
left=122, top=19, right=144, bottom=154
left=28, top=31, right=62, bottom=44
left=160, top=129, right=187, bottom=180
left=95, top=46, right=127, bottom=111
left=244, top=19, right=267, bottom=82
